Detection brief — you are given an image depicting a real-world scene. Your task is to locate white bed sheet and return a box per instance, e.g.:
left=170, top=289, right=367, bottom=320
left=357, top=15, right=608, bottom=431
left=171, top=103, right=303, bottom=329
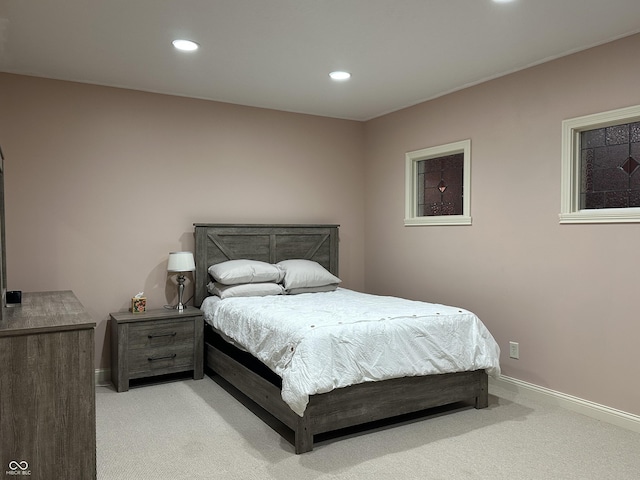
left=201, top=288, right=501, bottom=416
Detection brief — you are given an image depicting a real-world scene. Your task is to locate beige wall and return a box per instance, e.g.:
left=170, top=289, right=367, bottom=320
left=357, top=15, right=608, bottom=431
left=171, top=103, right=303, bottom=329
left=0, top=74, right=366, bottom=371
left=364, top=33, right=640, bottom=415
left=1, top=33, right=639, bottom=417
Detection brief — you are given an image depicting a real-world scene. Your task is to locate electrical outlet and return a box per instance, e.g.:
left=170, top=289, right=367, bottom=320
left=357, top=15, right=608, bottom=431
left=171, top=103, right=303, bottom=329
left=509, top=341, right=519, bottom=359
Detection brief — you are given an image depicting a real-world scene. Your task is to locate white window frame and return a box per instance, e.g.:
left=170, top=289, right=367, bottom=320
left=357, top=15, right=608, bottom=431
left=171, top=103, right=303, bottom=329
left=560, top=104, right=640, bottom=224
left=404, top=139, right=471, bottom=226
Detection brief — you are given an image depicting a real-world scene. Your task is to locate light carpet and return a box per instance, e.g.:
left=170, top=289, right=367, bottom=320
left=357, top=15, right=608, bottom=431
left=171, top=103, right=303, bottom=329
left=96, top=375, right=640, bottom=479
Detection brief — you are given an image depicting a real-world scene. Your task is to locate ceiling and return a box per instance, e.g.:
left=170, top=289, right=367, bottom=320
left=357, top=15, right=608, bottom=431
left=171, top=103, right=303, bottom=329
left=1, top=1, right=640, bottom=121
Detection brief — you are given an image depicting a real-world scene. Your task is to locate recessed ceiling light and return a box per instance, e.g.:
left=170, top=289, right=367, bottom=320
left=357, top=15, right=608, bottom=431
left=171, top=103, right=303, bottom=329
left=329, top=71, right=351, bottom=81
left=492, top=0, right=515, bottom=3
left=172, top=39, right=199, bottom=52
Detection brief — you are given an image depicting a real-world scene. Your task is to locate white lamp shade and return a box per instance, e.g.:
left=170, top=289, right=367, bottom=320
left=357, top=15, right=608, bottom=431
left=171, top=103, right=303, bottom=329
left=167, top=252, right=196, bottom=272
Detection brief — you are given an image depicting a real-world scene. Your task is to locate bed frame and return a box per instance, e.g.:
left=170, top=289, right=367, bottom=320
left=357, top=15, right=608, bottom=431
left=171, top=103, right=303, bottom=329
left=194, top=223, right=488, bottom=453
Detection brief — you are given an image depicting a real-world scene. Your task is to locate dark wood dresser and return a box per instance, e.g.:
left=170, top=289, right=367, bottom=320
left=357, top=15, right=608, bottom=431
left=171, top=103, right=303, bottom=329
left=0, top=290, right=96, bottom=480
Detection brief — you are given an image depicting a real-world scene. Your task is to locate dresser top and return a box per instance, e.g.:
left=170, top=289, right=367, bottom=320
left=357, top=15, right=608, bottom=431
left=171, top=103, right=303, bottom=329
left=0, top=290, right=95, bottom=337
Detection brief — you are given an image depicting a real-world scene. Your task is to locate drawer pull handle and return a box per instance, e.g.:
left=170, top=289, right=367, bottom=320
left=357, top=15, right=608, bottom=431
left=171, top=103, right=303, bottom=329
left=148, top=332, right=177, bottom=339
left=148, top=353, right=177, bottom=362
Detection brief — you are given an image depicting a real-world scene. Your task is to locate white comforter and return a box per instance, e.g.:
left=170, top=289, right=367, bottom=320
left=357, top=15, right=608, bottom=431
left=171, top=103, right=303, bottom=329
left=201, top=288, right=501, bottom=416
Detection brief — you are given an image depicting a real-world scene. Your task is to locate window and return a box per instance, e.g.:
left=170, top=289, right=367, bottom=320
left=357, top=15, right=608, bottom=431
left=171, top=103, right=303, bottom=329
left=560, top=105, right=640, bottom=224
left=405, top=139, right=471, bottom=226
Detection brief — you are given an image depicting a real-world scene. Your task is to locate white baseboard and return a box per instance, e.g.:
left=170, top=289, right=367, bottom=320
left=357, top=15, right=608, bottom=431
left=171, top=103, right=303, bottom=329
left=95, top=368, right=111, bottom=387
left=490, top=375, right=640, bottom=434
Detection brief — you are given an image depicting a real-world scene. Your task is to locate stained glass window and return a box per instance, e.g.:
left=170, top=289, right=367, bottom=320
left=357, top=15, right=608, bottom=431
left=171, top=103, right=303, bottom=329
left=561, top=104, right=640, bottom=224
left=416, top=153, right=464, bottom=216
left=580, top=122, right=640, bottom=209
left=405, top=139, right=471, bottom=226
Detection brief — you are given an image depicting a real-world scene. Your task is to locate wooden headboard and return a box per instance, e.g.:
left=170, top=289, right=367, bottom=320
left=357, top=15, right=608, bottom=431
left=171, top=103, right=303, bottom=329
left=193, top=224, right=339, bottom=306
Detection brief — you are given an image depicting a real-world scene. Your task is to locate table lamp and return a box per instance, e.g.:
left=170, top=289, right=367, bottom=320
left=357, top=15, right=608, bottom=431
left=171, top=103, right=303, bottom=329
left=167, top=251, right=196, bottom=312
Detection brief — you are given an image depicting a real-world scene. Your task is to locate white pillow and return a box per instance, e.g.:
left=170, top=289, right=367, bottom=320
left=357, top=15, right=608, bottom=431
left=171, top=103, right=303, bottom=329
left=277, top=259, right=341, bottom=290
left=208, top=259, right=284, bottom=285
left=207, top=282, right=284, bottom=299
left=286, top=284, right=339, bottom=295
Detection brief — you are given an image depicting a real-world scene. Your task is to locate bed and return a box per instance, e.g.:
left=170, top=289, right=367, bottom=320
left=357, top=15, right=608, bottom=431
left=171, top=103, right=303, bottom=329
left=194, top=223, right=500, bottom=453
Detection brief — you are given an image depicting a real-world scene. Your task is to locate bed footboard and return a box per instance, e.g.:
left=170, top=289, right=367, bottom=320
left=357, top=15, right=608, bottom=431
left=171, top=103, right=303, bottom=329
left=206, top=334, right=488, bottom=453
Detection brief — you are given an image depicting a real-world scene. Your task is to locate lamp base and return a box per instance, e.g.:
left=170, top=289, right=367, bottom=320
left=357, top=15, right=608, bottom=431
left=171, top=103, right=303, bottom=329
left=176, top=274, right=186, bottom=312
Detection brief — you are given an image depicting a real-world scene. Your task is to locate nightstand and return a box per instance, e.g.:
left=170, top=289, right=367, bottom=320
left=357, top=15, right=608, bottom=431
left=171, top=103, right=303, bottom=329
left=110, top=306, right=204, bottom=392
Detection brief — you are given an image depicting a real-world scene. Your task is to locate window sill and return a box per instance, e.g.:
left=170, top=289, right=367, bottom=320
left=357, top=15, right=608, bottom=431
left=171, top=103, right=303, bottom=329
left=559, top=208, right=640, bottom=224
left=404, top=215, right=472, bottom=226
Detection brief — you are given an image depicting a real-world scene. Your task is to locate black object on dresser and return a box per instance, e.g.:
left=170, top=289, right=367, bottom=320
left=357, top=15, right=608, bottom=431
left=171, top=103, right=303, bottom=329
left=0, top=290, right=97, bottom=480
left=110, top=306, right=204, bottom=392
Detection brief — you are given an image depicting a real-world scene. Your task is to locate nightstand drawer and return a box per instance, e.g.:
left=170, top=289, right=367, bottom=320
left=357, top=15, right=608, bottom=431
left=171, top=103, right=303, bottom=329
left=128, top=319, right=194, bottom=350
left=128, top=343, right=194, bottom=378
